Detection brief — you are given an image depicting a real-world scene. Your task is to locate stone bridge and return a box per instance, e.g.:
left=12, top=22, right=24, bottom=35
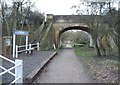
left=46, top=14, right=97, bottom=48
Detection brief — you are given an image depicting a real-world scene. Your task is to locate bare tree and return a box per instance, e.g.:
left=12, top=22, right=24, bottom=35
left=71, top=0, right=118, bottom=56
left=0, top=0, right=3, bottom=55
left=0, top=0, right=44, bottom=45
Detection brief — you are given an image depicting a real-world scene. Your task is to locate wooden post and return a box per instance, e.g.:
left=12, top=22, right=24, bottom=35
left=37, top=42, right=40, bottom=51
left=29, top=44, right=32, bottom=54
left=3, top=36, right=12, bottom=58
left=3, top=38, right=6, bottom=57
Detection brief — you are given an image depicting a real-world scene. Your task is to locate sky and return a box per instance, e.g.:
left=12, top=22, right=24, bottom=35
left=34, top=0, right=80, bottom=15
left=4, top=0, right=119, bottom=15
left=34, top=0, right=119, bottom=15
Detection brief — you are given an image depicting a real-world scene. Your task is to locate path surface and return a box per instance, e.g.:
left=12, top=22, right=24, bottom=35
left=65, top=44, right=72, bottom=48
left=34, top=49, right=95, bottom=83
left=2, top=50, right=54, bottom=83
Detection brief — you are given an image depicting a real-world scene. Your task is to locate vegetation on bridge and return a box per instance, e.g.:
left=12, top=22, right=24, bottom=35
left=40, top=20, right=54, bottom=50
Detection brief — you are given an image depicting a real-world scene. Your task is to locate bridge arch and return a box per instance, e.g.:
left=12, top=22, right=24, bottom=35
left=57, top=26, right=94, bottom=48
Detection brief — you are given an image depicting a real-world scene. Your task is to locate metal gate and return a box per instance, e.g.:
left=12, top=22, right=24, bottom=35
left=0, top=55, right=23, bottom=84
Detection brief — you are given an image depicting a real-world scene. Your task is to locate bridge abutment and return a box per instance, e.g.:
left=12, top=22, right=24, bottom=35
left=89, top=34, right=95, bottom=47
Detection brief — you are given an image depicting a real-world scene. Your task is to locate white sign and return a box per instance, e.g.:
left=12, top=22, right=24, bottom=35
left=6, top=38, right=11, bottom=46
left=14, top=30, right=29, bottom=35
left=13, top=30, right=29, bottom=58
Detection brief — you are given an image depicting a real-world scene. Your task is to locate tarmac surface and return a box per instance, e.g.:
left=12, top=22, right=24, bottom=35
left=2, top=50, right=54, bottom=83
left=34, top=49, right=95, bottom=83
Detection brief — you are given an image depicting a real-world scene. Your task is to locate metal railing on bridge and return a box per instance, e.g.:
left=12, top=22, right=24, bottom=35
left=0, top=55, right=23, bottom=84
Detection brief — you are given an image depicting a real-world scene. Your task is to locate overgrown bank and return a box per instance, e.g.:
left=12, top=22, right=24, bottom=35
left=74, top=46, right=119, bottom=83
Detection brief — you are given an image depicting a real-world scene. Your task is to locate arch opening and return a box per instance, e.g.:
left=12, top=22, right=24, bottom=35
left=57, top=26, right=94, bottom=48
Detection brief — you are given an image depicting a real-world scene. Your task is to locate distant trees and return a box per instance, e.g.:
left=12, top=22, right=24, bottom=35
left=61, top=30, right=90, bottom=45
left=1, top=0, right=44, bottom=45
left=74, top=31, right=89, bottom=44
left=61, top=31, right=73, bottom=43
left=71, top=0, right=118, bottom=56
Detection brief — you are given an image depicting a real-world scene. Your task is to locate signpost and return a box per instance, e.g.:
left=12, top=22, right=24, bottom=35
left=13, top=30, right=29, bottom=58
left=3, top=36, right=12, bottom=57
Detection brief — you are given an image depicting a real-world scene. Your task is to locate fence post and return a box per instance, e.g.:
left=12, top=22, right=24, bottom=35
left=37, top=42, right=40, bottom=51
left=26, top=35, right=28, bottom=53
left=15, top=45, right=18, bottom=58
left=13, top=33, right=16, bottom=58
left=15, top=59, right=23, bottom=83
left=53, top=44, right=56, bottom=49
left=29, top=44, right=32, bottom=54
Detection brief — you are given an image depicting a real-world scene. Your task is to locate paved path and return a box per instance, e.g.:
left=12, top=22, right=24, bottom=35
left=2, top=50, right=54, bottom=83
left=34, top=49, right=95, bottom=83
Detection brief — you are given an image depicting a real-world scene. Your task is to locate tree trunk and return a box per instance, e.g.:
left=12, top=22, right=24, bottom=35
left=95, top=39, right=101, bottom=57
left=118, top=9, right=120, bottom=55
left=0, top=4, right=3, bottom=84
left=93, top=34, right=101, bottom=57
left=0, top=5, right=2, bottom=55
left=99, top=36, right=106, bottom=56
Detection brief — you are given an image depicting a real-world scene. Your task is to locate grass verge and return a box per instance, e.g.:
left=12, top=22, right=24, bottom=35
left=74, top=46, right=96, bottom=58
left=74, top=46, right=119, bottom=83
